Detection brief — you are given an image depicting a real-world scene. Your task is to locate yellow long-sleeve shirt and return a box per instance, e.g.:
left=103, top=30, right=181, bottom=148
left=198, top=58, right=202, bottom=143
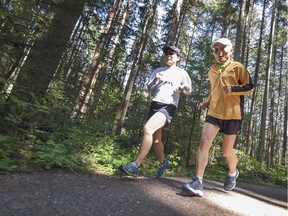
left=207, top=59, right=254, bottom=120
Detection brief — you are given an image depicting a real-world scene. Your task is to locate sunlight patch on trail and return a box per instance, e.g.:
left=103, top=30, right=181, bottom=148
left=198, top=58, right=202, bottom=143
left=205, top=191, right=287, bottom=216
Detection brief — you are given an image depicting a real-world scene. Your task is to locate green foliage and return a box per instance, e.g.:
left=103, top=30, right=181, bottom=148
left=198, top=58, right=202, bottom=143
left=0, top=0, right=286, bottom=196
left=0, top=92, right=286, bottom=187
left=235, top=149, right=287, bottom=187
left=204, top=147, right=287, bottom=187
left=31, top=139, right=80, bottom=171
left=0, top=113, right=286, bottom=187
left=81, top=138, right=139, bottom=174
left=178, top=140, right=287, bottom=188
left=0, top=135, right=19, bottom=172
left=2, top=95, right=47, bottom=123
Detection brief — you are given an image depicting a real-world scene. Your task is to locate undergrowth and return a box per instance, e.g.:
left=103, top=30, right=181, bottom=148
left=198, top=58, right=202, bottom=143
left=0, top=95, right=286, bottom=188
left=0, top=128, right=287, bottom=188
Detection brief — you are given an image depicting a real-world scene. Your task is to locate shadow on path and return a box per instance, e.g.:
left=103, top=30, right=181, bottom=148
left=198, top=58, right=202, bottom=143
left=0, top=171, right=242, bottom=216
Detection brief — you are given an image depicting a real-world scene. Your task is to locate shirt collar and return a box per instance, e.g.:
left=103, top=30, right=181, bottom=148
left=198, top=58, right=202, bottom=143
left=212, top=58, right=233, bottom=69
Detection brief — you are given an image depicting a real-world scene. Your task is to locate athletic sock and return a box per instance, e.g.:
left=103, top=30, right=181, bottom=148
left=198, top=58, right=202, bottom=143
left=229, top=171, right=237, bottom=178
left=196, top=176, right=203, bottom=184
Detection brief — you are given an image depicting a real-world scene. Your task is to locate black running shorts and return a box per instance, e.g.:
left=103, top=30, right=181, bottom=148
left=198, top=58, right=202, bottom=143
left=147, top=101, right=177, bottom=124
left=205, top=115, right=242, bottom=135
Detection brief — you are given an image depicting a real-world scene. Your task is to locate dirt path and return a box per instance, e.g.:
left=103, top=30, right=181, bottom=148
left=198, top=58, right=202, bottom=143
left=0, top=171, right=287, bottom=216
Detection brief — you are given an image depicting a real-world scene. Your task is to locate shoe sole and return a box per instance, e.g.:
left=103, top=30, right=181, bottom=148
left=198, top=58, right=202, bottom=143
left=156, top=161, right=170, bottom=178
left=155, top=169, right=168, bottom=178
left=182, top=187, right=203, bottom=197
left=119, top=166, right=139, bottom=177
left=224, top=181, right=237, bottom=191
left=155, top=174, right=164, bottom=179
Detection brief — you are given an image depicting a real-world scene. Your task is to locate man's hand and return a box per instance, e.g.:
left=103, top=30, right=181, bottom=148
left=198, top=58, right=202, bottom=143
left=199, top=100, right=209, bottom=110
left=223, top=85, right=232, bottom=94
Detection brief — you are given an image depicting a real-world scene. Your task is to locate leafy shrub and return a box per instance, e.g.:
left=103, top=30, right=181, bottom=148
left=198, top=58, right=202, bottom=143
left=31, top=139, right=81, bottom=170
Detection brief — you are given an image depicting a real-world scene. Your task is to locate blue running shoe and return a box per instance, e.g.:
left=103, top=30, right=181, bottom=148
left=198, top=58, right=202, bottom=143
left=224, top=169, right=239, bottom=191
left=119, top=162, right=140, bottom=176
left=182, top=176, right=204, bottom=197
left=156, top=159, right=170, bottom=178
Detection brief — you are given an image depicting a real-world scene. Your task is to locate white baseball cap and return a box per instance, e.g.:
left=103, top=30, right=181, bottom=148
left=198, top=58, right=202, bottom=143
left=211, top=38, right=233, bottom=49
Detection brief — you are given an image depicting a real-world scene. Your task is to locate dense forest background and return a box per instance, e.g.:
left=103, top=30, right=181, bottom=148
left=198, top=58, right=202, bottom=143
left=0, top=0, right=287, bottom=186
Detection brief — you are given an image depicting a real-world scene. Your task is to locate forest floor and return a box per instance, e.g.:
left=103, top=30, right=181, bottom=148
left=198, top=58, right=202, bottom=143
left=0, top=170, right=287, bottom=216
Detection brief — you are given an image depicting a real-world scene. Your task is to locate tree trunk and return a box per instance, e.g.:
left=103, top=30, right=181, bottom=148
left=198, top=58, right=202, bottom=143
left=186, top=102, right=201, bottom=166
left=283, top=92, right=288, bottom=165
left=115, top=0, right=158, bottom=135
left=221, top=0, right=233, bottom=37
left=282, top=45, right=287, bottom=165
left=54, top=15, right=85, bottom=81
left=166, top=0, right=183, bottom=45
left=73, top=0, right=124, bottom=119
left=0, top=1, right=38, bottom=91
left=88, top=0, right=130, bottom=117
left=268, top=14, right=283, bottom=167
left=234, top=0, right=247, bottom=61
left=246, top=0, right=266, bottom=156
left=241, top=0, right=252, bottom=65
left=258, top=0, right=277, bottom=163
left=10, top=0, right=85, bottom=103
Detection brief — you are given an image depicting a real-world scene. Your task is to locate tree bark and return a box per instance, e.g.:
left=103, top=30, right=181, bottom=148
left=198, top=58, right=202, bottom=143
left=73, top=0, right=124, bottom=119
left=10, top=0, right=85, bottom=103
left=115, top=0, right=158, bottom=135
left=283, top=89, right=288, bottom=165
left=258, top=0, right=277, bottom=163
left=166, top=0, right=183, bottom=45
left=221, top=0, right=233, bottom=37
left=242, top=0, right=253, bottom=66
left=234, top=0, right=247, bottom=61
left=88, top=0, right=130, bottom=117
left=246, top=0, right=266, bottom=156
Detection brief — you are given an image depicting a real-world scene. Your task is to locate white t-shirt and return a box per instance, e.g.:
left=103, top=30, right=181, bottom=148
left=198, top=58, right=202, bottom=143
left=147, top=65, right=192, bottom=107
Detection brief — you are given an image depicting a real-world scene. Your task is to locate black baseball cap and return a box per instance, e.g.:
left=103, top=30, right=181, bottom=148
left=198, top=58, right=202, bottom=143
left=162, top=45, right=181, bottom=56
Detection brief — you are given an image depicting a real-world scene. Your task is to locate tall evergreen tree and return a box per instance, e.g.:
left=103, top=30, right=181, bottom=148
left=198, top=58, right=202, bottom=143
left=10, top=0, right=85, bottom=103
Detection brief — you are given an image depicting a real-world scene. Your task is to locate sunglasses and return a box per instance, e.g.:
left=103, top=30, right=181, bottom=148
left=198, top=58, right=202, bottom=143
left=165, top=51, right=177, bottom=56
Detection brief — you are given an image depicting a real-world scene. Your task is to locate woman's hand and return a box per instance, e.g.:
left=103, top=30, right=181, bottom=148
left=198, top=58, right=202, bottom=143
left=176, top=85, right=189, bottom=93
left=154, top=72, right=164, bottom=84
